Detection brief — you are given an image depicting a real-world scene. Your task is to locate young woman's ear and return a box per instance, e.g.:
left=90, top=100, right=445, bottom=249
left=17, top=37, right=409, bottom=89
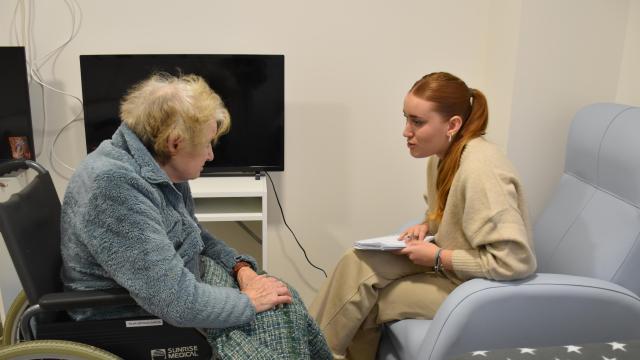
left=448, top=115, right=463, bottom=135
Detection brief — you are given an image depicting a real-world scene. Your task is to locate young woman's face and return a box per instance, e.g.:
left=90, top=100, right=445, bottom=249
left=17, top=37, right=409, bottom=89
left=402, top=93, right=452, bottom=159
left=163, top=120, right=217, bottom=182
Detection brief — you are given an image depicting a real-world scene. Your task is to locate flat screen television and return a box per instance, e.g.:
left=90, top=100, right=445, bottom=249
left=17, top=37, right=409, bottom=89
left=79, top=54, right=284, bottom=175
left=0, top=46, right=36, bottom=162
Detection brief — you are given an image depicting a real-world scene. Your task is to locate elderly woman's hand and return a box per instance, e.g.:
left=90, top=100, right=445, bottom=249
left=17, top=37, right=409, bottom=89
left=241, top=274, right=293, bottom=313
left=236, top=267, right=260, bottom=290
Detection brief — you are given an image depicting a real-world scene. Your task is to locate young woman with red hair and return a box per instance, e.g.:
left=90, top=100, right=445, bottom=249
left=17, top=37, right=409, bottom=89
left=310, top=72, right=537, bottom=360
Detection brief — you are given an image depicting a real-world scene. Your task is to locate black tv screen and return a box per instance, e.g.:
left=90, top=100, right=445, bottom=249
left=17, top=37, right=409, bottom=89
left=79, top=54, right=284, bottom=174
left=0, top=47, right=35, bottom=162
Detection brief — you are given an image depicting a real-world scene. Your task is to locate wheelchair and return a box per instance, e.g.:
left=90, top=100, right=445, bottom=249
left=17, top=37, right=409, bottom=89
left=0, top=160, right=214, bottom=359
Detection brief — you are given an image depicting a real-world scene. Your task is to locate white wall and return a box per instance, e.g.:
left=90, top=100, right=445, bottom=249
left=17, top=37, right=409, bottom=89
left=506, top=0, right=635, bottom=221
left=1, top=0, right=638, bottom=304
left=617, top=0, right=640, bottom=105
left=483, top=0, right=523, bottom=152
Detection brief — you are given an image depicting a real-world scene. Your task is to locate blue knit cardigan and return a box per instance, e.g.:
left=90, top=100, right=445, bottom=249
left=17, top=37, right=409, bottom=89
left=61, top=124, right=257, bottom=328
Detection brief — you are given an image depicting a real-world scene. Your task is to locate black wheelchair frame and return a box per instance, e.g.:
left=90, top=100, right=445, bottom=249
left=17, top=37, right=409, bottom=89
left=0, top=160, right=214, bottom=359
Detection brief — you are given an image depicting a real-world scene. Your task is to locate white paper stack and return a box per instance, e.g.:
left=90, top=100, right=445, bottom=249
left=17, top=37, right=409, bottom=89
left=353, top=235, right=435, bottom=251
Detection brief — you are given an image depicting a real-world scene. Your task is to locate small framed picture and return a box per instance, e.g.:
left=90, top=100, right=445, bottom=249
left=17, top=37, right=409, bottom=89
left=8, top=136, right=32, bottom=160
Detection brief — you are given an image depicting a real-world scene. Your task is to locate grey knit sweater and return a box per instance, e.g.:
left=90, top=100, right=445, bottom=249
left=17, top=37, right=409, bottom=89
left=61, top=124, right=257, bottom=328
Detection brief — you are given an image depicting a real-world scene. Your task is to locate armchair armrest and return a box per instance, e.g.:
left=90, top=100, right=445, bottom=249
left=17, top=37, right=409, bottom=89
left=38, top=288, right=136, bottom=311
left=418, top=273, right=640, bottom=360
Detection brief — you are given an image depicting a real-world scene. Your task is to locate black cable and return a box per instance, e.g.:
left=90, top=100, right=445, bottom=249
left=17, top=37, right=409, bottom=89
left=235, top=221, right=262, bottom=244
left=265, top=172, right=328, bottom=277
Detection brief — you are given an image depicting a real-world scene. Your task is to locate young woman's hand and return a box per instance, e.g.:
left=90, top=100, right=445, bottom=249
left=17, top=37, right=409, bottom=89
left=240, top=274, right=293, bottom=313
left=398, top=241, right=438, bottom=267
left=398, top=223, right=430, bottom=243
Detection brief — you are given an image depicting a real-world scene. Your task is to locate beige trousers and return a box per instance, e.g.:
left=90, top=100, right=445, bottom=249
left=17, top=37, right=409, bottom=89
left=309, top=249, right=457, bottom=360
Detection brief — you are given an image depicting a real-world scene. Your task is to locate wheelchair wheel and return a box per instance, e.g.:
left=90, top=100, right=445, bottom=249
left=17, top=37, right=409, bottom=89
left=0, top=339, right=121, bottom=359
left=2, top=290, right=28, bottom=345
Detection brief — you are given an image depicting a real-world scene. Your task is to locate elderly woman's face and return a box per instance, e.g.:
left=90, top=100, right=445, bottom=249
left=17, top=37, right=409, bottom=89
left=163, top=120, right=217, bottom=182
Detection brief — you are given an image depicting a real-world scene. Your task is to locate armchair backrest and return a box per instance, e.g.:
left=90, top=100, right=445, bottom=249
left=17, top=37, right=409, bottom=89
left=534, top=103, right=640, bottom=295
left=0, top=160, right=63, bottom=305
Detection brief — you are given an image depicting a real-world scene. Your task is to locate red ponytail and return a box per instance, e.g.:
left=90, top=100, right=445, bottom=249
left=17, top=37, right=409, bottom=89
left=410, top=73, right=488, bottom=222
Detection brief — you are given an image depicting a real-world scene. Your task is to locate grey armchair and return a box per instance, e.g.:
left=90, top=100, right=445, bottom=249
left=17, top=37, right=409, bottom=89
left=378, top=103, right=640, bottom=360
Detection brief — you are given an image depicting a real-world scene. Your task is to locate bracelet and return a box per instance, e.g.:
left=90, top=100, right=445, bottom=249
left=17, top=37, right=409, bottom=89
left=434, top=248, right=443, bottom=274
left=233, top=261, right=251, bottom=277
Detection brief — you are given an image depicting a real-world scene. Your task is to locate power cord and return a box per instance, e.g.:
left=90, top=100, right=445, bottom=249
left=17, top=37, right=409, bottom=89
left=265, top=172, right=327, bottom=277
left=11, top=0, right=83, bottom=178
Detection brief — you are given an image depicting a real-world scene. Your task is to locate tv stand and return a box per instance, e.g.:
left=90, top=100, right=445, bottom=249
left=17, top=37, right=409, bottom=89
left=189, top=176, right=268, bottom=269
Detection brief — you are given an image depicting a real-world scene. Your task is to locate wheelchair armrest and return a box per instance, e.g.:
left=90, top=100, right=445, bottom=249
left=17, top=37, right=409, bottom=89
left=38, top=288, right=136, bottom=311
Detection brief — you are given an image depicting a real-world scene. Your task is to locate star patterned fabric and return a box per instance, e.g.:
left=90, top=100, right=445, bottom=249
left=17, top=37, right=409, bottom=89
left=451, top=340, right=637, bottom=360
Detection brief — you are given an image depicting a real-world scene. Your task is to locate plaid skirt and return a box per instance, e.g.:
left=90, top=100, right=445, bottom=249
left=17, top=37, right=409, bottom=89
left=201, top=257, right=332, bottom=360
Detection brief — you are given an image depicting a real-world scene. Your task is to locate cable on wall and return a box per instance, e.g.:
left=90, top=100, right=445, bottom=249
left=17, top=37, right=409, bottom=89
left=10, top=0, right=84, bottom=178
left=265, top=172, right=328, bottom=278
left=234, top=221, right=262, bottom=244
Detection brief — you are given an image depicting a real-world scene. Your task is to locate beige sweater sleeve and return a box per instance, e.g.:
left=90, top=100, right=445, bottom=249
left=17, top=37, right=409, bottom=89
left=434, top=139, right=536, bottom=281
left=450, top=212, right=536, bottom=281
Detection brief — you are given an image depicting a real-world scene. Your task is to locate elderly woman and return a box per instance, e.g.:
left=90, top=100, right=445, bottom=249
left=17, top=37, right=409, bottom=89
left=61, top=73, right=330, bottom=359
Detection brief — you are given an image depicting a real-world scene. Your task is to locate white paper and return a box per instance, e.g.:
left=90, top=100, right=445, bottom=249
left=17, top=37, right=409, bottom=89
left=353, top=234, right=435, bottom=251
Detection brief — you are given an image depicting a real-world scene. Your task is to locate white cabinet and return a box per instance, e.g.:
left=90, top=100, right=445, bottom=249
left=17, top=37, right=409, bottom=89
left=188, top=176, right=268, bottom=270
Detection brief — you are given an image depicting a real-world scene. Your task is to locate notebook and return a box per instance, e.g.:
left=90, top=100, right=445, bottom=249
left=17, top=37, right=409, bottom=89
left=353, top=234, right=435, bottom=251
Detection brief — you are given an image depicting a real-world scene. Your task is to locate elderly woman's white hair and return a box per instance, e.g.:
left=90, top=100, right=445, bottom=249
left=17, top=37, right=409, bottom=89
left=119, top=73, right=230, bottom=164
